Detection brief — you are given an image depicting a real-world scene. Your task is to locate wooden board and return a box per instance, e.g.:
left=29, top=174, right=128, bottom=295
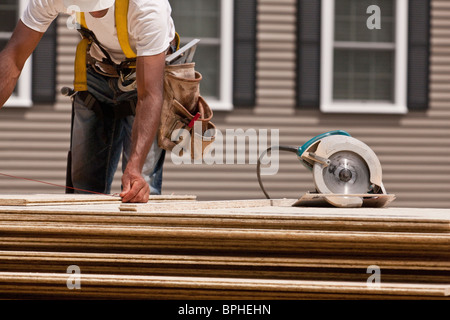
left=119, top=199, right=284, bottom=212
left=1, top=222, right=449, bottom=260
left=1, top=201, right=448, bottom=233
left=0, top=273, right=448, bottom=300
left=1, top=251, right=449, bottom=284
left=0, top=194, right=197, bottom=206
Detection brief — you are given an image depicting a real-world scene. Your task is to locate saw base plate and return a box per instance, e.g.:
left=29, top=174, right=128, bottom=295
left=293, top=192, right=396, bottom=208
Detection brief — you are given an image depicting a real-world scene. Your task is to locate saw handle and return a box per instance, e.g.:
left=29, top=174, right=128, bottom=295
left=297, top=130, right=351, bottom=157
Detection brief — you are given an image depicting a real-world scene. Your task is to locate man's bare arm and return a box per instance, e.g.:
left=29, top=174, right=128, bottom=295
left=0, top=20, right=44, bottom=108
left=120, top=52, right=166, bottom=203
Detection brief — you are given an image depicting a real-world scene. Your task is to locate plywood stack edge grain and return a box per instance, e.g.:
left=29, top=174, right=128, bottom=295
left=0, top=194, right=448, bottom=300
left=0, top=273, right=448, bottom=300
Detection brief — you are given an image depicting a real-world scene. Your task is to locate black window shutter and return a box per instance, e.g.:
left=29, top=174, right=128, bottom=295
left=297, top=0, right=321, bottom=108
left=32, top=20, right=57, bottom=104
left=233, top=0, right=257, bottom=107
left=408, top=0, right=430, bottom=110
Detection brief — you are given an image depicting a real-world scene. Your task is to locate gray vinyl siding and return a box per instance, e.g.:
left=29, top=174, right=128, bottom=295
left=0, top=1, right=449, bottom=209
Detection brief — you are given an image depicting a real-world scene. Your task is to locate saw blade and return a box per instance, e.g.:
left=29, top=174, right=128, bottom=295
left=319, top=151, right=371, bottom=194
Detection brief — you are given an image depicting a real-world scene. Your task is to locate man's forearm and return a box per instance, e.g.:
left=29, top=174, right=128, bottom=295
left=126, top=95, right=163, bottom=174
left=0, top=20, right=44, bottom=108
left=120, top=52, right=165, bottom=202
left=0, top=52, right=21, bottom=108
left=126, top=53, right=165, bottom=174
left=119, top=94, right=162, bottom=202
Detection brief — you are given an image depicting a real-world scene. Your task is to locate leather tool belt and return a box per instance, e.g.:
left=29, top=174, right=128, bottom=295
left=158, top=63, right=216, bottom=160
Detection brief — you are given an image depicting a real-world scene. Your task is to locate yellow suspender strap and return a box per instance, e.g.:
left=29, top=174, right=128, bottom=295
left=74, top=38, right=90, bottom=91
left=174, top=32, right=181, bottom=51
left=115, top=0, right=137, bottom=59
left=74, top=12, right=90, bottom=91
left=77, top=12, right=87, bottom=29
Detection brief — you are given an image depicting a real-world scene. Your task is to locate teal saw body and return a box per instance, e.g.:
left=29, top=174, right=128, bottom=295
left=257, top=130, right=391, bottom=208
left=298, top=131, right=387, bottom=208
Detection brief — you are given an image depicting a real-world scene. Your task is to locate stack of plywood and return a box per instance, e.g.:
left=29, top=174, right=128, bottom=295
left=0, top=194, right=448, bottom=299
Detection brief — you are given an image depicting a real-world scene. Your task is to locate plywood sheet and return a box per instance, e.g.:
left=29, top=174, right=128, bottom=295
left=0, top=194, right=197, bottom=206
left=0, top=272, right=448, bottom=299
left=0, top=200, right=448, bottom=233
left=119, top=199, right=277, bottom=212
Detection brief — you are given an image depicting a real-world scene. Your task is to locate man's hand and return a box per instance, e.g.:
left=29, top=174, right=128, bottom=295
left=120, top=168, right=150, bottom=203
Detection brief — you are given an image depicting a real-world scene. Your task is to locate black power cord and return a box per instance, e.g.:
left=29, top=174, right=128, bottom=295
left=257, top=146, right=299, bottom=199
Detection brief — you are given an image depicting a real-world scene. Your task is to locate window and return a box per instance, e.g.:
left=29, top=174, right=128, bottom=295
left=321, top=0, right=408, bottom=114
left=170, top=0, right=234, bottom=110
left=1, top=0, right=32, bottom=107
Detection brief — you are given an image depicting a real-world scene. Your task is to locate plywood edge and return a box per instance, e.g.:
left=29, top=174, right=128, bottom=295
left=118, top=199, right=290, bottom=212
left=0, top=194, right=197, bottom=206
left=0, top=272, right=448, bottom=297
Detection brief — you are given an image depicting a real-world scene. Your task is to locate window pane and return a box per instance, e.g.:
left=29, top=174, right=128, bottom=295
left=335, top=0, right=395, bottom=43
left=194, top=45, right=220, bottom=99
left=170, top=0, right=221, bottom=98
left=333, top=49, right=394, bottom=101
left=171, top=0, right=220, bottom=38
left=0, top=39, right=8, bottom=51
left=0, top=3, right=19, bottom=33
left=0, top=0, right=18, bottom=4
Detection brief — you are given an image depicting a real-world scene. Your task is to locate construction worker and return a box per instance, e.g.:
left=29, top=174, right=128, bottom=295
left=0, top=0, right=176, bottom=203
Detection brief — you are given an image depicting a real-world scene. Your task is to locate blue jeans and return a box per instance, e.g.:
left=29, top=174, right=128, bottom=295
left=70, top=67, right=165, bottom=195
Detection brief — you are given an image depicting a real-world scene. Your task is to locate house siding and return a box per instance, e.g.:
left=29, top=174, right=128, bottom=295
left=0, top=1, right=449, bottom=208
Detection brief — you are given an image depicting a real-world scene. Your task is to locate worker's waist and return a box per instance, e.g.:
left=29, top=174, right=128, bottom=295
left=87, top=35, right=178, bottom=79
left=87, top=52, right=136, bottom=78
left=77, top=89, right=137, bottom=119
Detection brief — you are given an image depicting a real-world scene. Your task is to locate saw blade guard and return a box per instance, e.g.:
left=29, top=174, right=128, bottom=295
left=301, top=135, right=387, bottom=196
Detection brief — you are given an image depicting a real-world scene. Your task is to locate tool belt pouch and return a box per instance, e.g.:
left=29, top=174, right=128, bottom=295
left=158, top=63, right=216, bottom=160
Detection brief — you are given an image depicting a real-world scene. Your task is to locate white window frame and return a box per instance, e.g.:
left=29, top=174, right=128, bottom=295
left=321, top=0, right=408, bottom=114
left=3, top=0, right=32, bottom=108
left=208, top=0, right=234, bottom=111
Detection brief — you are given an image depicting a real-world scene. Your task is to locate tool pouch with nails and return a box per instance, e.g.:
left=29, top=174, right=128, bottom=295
left=158, top=63, right=216, bottom=160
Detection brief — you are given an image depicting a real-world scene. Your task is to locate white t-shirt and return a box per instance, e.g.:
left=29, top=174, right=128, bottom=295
left=21, top=0, right=176, bottom=63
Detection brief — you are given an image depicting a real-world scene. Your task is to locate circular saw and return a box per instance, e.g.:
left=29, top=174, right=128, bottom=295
left=257, top=130, right=394, bottom=208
